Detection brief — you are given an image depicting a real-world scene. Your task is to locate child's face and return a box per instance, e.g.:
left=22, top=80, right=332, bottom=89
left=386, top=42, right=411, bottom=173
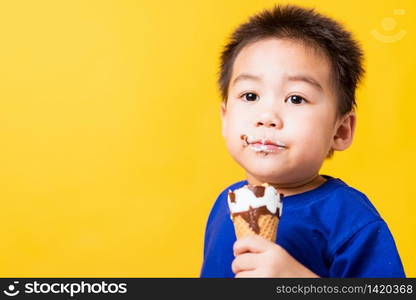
left=221, top=38, right=350, bottom=187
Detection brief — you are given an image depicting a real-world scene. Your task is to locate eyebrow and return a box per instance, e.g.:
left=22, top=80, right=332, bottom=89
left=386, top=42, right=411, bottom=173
left=287, top=74, right=323, bottom=91
left=231, top=73, right=323, bottom=91
left=231, top=73, right=262, bottom=86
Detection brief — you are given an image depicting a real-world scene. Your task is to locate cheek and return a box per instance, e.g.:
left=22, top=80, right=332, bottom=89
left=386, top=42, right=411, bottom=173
left=224, top=127, right=243, bottom=154
left=223, top=116, right=247, bottom=156
left=224, top=110, right=248, bottom=135
left=287, top=116, right=333, bottom=154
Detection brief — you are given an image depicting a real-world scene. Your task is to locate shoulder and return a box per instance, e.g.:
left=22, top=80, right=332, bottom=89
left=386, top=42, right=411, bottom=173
left=204, top=180, right=247, bottom=236
left=206, top=180, right=248, bottom=226
left=325, top=180, right=381, bottom=220
left=319, top=179, right=384, bottom=253
left=298, top=177, right=382, bottom=227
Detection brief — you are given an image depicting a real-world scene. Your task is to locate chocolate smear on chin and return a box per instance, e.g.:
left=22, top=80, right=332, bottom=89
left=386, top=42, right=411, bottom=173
left=240, top=134, right=249, bottom=147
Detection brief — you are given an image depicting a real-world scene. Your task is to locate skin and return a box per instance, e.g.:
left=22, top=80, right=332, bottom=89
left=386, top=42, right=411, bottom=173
left=221, top=38, right=356, bottom=277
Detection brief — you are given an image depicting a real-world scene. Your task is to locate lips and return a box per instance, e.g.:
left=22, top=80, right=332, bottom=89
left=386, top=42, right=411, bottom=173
left=250, top=143, right=285, bottom=152
left=240, top=134, right=287, bottom=153
left=251, top=139, right=283, bottom=147
left=251, top=143, right=281, bottom=151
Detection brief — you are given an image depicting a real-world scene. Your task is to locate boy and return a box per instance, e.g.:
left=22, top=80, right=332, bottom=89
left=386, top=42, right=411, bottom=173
left=200, top=4, right=405, bottom=277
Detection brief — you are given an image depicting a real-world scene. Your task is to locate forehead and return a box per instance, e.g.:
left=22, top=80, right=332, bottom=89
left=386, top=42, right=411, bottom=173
left=230, top=38, right=334, bottom=93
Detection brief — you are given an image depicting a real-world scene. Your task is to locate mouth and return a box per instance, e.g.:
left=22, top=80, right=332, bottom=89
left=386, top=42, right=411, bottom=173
left=240, top=134, right=287, bottom=153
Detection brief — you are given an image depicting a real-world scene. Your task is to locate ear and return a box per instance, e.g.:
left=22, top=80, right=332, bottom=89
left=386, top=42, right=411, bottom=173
left=331, top=111, right=356, bottom=151
left=220, top=101, right=227, bottom=138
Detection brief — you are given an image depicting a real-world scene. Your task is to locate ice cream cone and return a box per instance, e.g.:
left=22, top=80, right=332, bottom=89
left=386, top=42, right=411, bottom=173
left=227, top=183, right=283, bottom=242
left=233, top=214, right=279, bottom=241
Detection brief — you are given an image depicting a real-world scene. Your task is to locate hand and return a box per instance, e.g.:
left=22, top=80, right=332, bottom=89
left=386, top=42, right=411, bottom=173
left=232, top=235, right=320, bottom=278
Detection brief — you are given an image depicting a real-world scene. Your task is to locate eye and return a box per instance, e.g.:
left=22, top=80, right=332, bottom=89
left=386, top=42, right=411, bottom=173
left=286, top=95, right=306, bottom=104
left=240, top=92, right=259, bottom=102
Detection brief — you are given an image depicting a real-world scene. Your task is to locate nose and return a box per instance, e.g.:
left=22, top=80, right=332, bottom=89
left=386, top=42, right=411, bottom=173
left=255, top=112, right=283, bottom=129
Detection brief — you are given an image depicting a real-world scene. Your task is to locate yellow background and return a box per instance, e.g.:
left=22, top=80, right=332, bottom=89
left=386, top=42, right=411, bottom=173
left=0, top=0, right=414, bottom=277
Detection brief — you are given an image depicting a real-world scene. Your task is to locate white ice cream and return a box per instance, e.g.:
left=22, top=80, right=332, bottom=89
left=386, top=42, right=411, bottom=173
left=227, top=183, right=283, bottom=217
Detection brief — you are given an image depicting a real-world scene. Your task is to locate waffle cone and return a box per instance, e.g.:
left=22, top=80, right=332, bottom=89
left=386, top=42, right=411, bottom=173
left=232, top=214, right=279, bottom=242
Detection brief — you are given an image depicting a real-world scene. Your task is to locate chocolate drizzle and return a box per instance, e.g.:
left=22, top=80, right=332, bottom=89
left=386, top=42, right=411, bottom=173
left=247, top=185, right=265, bottom=197
left=229, top=185, right=284, bottom=234
left=229, top=191, right=236, bottom=203
left=232, top=205, right=278, bottom=234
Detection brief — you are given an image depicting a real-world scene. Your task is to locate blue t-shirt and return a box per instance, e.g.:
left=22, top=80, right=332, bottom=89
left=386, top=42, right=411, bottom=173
left=200, top=175, right=405, bottom=278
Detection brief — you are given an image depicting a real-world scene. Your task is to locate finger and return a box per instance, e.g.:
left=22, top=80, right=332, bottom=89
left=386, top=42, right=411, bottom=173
left=231, top=252, right=257, bottom=274
left=234, top=270, right=257, bottom=278
left=233, top=235, right=271, bottom=256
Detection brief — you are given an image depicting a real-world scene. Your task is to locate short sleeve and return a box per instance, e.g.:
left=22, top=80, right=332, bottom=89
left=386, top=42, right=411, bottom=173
left=329, top=220, right=405, bottom=277
left=200, top=181, right=247, bottom=278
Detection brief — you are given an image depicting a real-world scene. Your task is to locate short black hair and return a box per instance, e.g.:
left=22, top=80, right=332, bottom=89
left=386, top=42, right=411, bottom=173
left=218, top=4, right=365, bottom=117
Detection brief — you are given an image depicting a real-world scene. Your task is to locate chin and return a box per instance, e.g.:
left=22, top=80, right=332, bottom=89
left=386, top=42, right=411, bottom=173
left=244, top=167, right=282, bottom=183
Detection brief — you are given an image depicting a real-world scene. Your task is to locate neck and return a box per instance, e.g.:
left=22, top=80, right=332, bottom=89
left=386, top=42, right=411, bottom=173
left=246, top=173, right=327, bottom=197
